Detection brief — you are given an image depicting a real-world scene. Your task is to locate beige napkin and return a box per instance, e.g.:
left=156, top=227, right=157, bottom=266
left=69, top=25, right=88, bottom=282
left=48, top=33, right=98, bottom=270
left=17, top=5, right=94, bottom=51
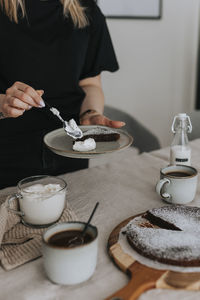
left=0, top=193, right=77, bottom=271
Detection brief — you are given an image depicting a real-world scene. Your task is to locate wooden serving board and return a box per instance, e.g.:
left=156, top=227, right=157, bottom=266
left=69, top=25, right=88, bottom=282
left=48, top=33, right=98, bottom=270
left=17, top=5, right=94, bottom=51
left=105, top=214, right=200, bottom=300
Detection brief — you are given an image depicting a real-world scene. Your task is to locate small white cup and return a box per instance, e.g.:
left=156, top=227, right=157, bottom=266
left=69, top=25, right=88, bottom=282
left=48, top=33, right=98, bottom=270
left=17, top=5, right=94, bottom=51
left=42, top=222, right=98, bottom=285
left=156, top=165, right=198, bottom=204
left=7, top=175, right=67, bottom=227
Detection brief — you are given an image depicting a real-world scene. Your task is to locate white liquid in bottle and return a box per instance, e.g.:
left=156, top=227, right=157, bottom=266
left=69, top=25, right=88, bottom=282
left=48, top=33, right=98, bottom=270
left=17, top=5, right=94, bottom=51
left=170, top=145, right=191, bottom=166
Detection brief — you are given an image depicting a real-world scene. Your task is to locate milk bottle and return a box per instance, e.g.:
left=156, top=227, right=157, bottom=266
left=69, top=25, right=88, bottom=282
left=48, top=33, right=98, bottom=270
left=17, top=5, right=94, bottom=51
left=170, top=113, right=192, bottom=166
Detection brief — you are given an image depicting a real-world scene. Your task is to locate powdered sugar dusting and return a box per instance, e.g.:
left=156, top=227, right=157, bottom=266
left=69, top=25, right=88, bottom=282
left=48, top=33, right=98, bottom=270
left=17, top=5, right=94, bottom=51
left=148, top=205, right=200, bottom=232
left=127, top=221, right=200, bottom=262
left=125, top=206, right=200, bottom=266
left=83, top=127, right=117, bottom=136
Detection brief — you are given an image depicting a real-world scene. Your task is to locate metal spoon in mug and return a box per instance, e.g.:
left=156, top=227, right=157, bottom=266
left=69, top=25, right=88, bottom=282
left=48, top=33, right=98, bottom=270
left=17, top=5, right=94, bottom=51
left=44, top=101, right=83, bottom=139
left=66, top=202, right=99, bottom=247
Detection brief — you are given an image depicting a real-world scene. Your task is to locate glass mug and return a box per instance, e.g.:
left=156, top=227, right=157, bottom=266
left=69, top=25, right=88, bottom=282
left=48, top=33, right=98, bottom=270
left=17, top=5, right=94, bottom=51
left=7, top=175, right=67, bottom=228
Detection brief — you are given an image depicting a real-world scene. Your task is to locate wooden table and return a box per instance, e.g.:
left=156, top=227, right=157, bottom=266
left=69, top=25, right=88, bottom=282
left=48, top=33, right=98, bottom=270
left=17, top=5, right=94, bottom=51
left=1, top=140, right=200, bottom=300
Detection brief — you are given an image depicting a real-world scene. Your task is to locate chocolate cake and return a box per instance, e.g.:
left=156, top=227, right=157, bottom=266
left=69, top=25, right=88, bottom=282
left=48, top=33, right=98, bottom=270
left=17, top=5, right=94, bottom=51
left=126, top=205, right=200, bottom=267
left=76, top=127, right=120, bottom=142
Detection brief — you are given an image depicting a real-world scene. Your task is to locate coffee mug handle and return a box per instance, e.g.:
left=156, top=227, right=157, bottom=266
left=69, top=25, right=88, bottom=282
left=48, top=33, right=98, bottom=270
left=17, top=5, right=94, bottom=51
left=7, top=194, right=25, bottom=217
left=156, top=178, right=171, bottom=201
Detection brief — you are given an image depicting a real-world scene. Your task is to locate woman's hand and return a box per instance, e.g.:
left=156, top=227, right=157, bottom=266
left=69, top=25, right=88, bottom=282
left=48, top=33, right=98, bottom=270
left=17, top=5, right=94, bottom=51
left=0, top=81, right=45, bottom=118
left=80, top=112, right=125, bottom=128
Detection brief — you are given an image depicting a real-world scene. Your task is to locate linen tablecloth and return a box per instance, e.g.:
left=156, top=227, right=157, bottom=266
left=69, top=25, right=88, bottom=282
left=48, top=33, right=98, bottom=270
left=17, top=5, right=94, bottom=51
left=1, top=140, right=200, bottom=300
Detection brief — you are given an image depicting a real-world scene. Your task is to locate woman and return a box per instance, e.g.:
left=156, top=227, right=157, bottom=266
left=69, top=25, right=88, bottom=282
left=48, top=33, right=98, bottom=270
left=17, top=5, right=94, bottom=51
left=0, top=0, right=124, bottom=189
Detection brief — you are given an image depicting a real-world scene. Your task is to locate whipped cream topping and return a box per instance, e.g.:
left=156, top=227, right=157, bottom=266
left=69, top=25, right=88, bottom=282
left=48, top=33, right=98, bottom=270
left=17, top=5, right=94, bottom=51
left=73, top=138, right=96, bottom=152
left=23, top=184, right=62, bottom=199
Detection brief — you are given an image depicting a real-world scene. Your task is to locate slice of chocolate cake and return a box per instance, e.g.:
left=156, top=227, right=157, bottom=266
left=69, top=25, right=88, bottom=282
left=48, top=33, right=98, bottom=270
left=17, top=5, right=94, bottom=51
left=76, top=127, right=120, bottom=142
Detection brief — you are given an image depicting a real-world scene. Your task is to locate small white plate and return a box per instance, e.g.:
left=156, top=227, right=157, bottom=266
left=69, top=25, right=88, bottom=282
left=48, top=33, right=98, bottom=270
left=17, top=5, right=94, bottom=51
left=44, top=125, right=133, bottom=159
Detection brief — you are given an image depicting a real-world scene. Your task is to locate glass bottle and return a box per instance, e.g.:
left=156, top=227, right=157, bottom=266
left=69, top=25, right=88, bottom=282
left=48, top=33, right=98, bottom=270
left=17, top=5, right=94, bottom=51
left=170, top=113, right=192, bottom=166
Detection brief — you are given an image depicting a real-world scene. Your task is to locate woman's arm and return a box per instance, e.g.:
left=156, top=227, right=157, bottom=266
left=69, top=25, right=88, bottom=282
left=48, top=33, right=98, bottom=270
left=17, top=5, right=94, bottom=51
left=79, top=75, right=125, bottom=128
left=79, top=75, right=104, bottom=116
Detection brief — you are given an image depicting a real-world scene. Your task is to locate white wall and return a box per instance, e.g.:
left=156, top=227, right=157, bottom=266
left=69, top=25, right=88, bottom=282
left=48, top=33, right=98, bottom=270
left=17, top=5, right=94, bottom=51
left=102, top=0, right=200, bottom=147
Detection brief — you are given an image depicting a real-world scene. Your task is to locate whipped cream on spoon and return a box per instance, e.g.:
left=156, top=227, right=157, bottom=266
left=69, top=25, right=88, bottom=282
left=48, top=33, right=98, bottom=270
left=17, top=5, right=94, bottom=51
left=44, top=101, right=83, bottom=139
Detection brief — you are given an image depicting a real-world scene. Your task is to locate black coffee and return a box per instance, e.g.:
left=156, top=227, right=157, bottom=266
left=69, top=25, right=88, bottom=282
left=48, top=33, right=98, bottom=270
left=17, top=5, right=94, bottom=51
left=166, top=171, right=191, bottom=177
left=48, top=230, right=93, bottom=248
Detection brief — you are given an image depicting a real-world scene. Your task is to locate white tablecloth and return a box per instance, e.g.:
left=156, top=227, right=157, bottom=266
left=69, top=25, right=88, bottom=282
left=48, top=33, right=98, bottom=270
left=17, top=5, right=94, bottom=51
left=1, top=140, right=200, bottom=300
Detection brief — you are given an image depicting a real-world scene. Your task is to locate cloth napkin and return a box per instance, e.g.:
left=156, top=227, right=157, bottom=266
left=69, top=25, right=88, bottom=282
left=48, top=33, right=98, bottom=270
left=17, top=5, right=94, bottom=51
left=0, top=193, right=77, bottom=271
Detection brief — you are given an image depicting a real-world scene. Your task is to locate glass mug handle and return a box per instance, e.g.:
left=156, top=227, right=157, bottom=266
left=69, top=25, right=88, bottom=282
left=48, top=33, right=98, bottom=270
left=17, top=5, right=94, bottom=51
left=156, top=178, right=171, bottom=201
left=7, top=194, right=25, bottom=217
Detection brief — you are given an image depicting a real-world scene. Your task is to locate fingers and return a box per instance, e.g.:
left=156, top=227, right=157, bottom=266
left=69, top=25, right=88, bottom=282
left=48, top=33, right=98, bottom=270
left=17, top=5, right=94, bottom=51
left=6, top=82, right=45, bottom=108
left=80, top=118, right=91, bottom=125
left=107, top=120, right=126, bottom=128
left=14, top=82, right=45, bottom=107
left=0, top=83, right=45, bottom=119
left=36, top=90, right=44, bottom=97
left=7, top=96, right=31, bottom=110
left=1, top=96, right=25, bottom=118
left=5, top=107, right=25, bottom=118
left=7, top=91, right=33, bottom=109
left=81, top=114, right=126, bottom=128
left=80, top=114, right=102, bottom=125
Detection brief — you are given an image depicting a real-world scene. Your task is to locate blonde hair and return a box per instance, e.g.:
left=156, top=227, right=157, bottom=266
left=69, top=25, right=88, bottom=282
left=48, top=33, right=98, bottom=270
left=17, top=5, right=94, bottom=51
left=0, top=0, right=88, bottom=28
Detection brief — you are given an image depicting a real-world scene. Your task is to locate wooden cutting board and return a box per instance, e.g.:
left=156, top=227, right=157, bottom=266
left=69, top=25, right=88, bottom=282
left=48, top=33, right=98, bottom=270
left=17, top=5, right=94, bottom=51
left=105, top=214, right=200, bottom=300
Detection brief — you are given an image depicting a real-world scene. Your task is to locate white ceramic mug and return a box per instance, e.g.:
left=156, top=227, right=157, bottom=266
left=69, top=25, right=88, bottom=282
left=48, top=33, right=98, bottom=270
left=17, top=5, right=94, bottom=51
left=42, top=222, right=98, bottom=285
left=156, top=165, right=198, bottom=204
left=7, top=175, right=67, bottom=227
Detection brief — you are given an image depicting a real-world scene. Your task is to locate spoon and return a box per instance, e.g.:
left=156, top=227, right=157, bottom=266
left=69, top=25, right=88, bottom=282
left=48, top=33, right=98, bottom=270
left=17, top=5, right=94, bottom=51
left=67, top=202, right=99, bottom=247
left=44, top=101, right=83, bottom=139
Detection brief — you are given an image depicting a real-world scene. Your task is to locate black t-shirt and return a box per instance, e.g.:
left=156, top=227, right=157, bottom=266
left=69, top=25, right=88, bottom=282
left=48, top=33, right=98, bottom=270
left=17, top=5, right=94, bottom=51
left=0, top=0, right=119, bottom=187
left=0, top=0, right=118, bottom=136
